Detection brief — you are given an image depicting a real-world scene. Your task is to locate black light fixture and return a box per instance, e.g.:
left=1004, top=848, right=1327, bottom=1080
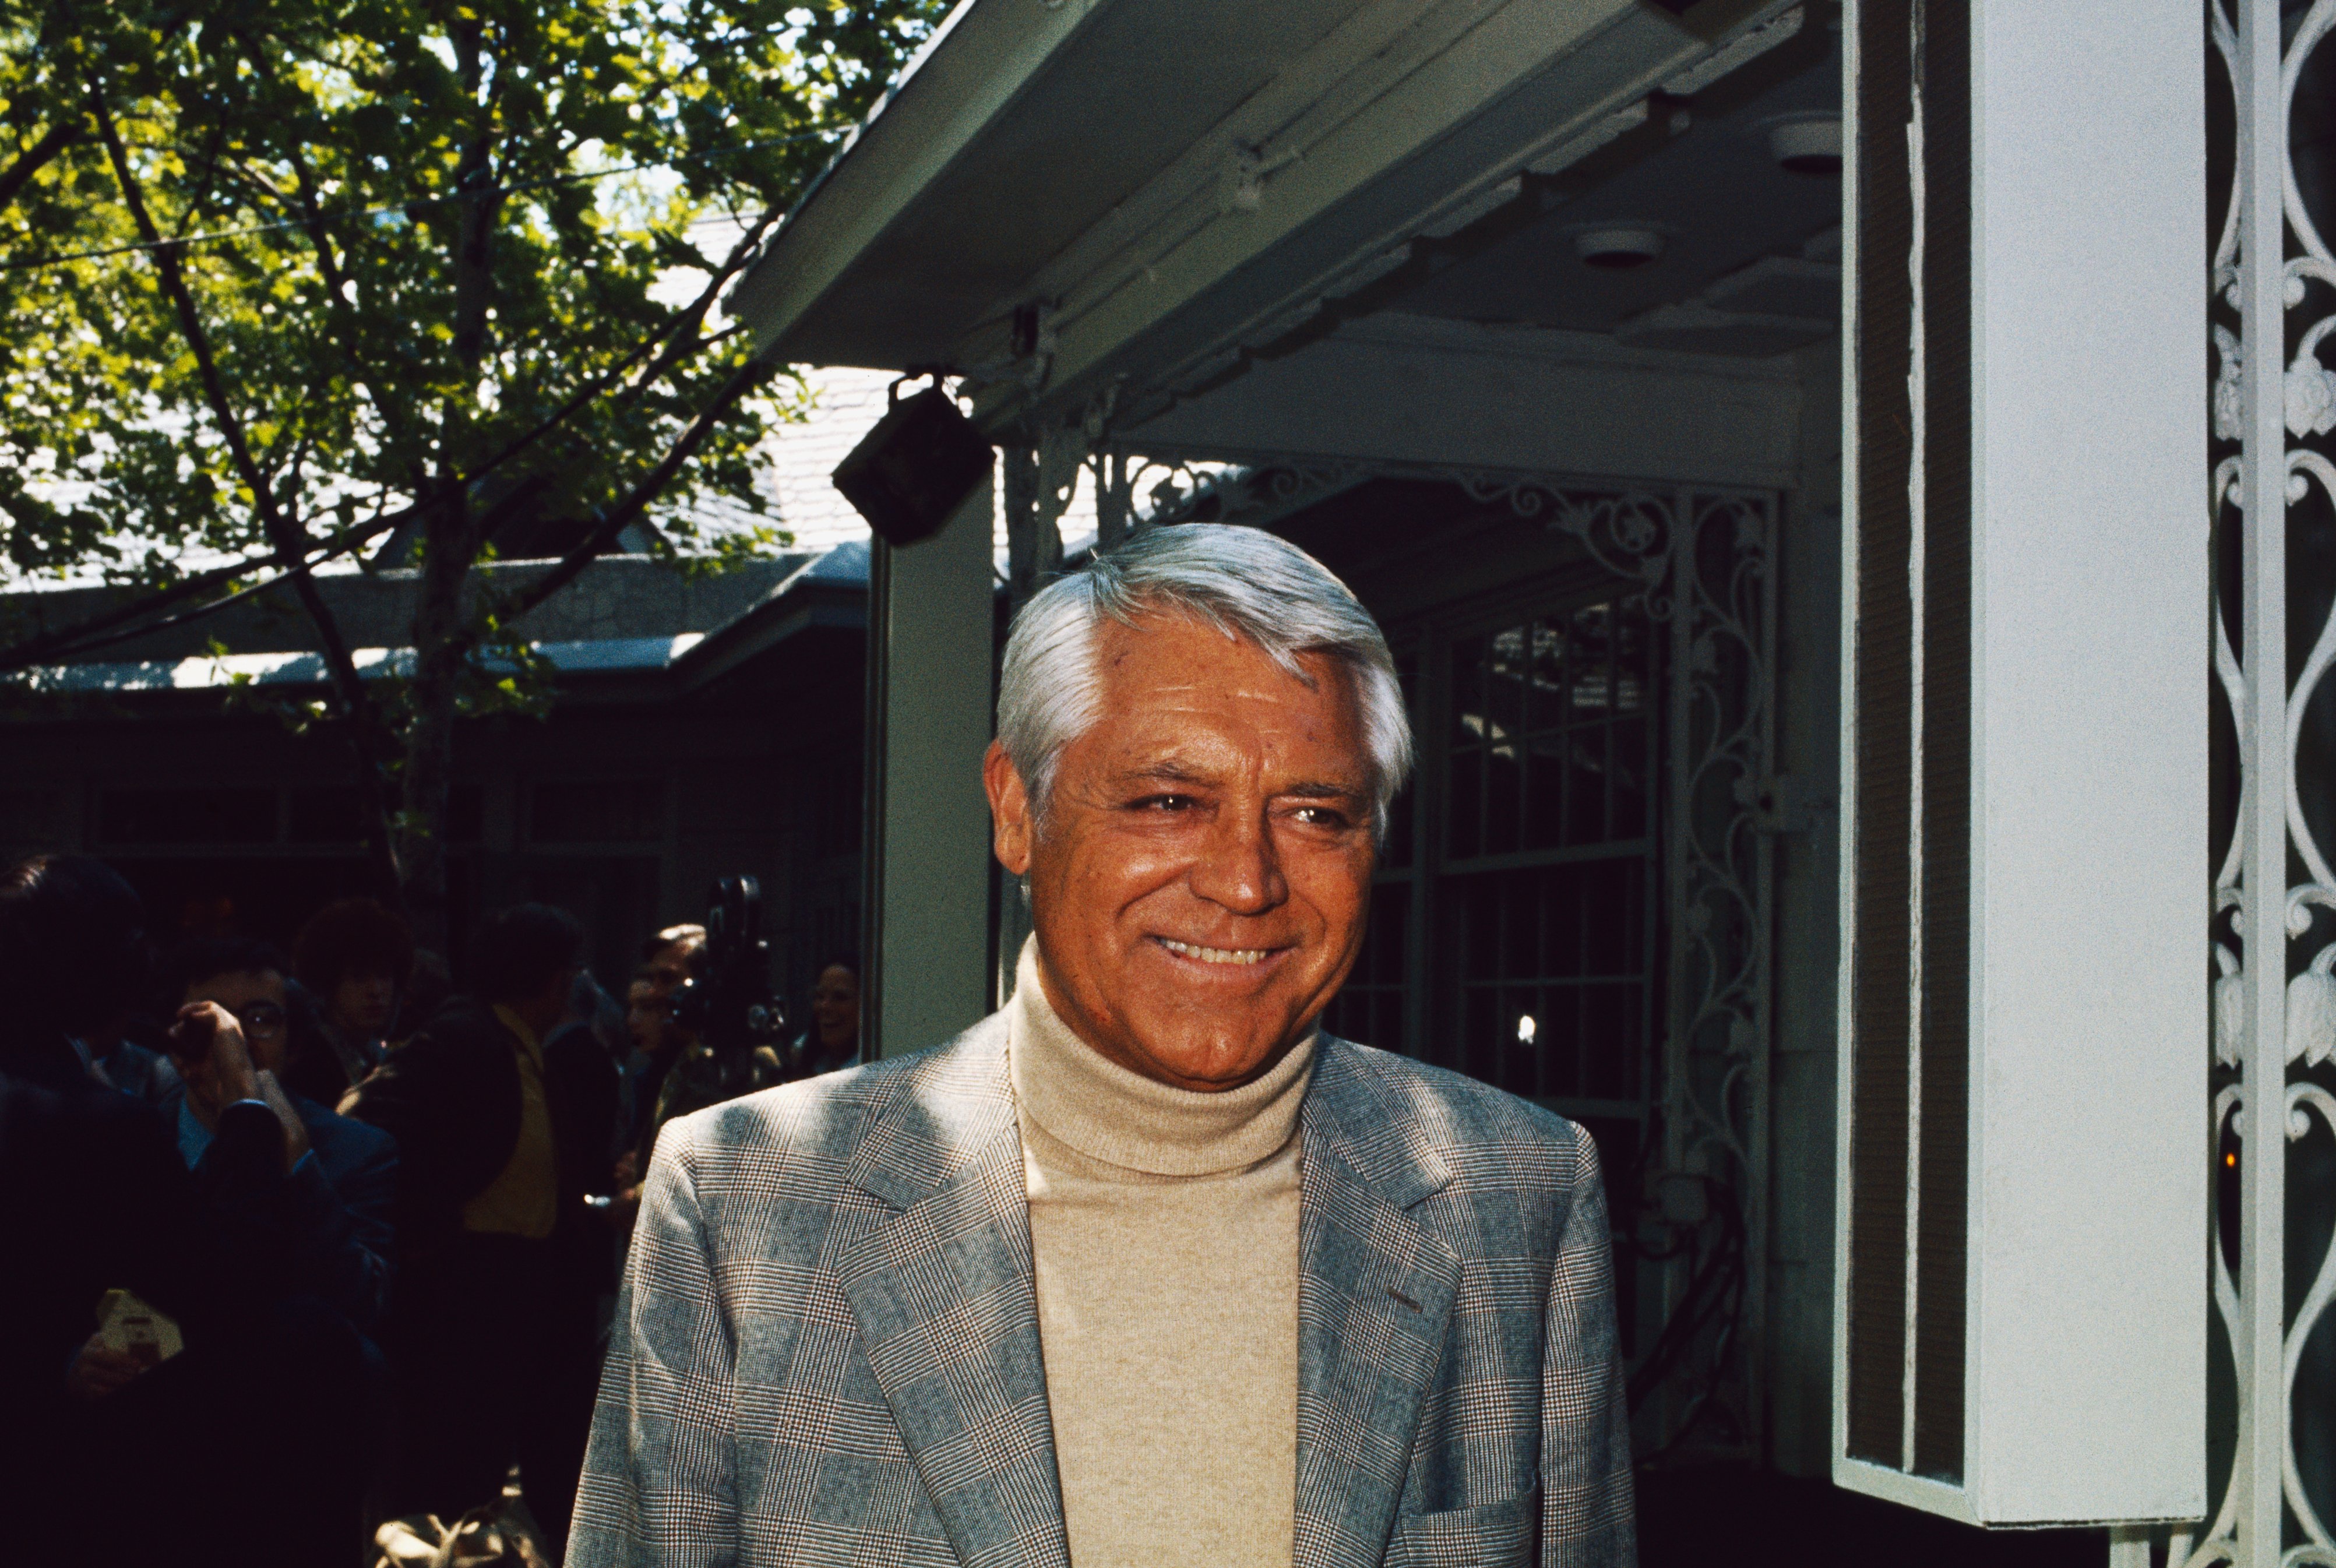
left=831, top=377, right=993, bottom=547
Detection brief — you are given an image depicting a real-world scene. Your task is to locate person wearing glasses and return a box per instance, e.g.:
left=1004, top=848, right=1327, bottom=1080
left=155, top=936, right=399, bottom=1344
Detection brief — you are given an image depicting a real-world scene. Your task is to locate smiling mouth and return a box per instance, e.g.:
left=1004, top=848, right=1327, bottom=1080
left=1155, top=937, right=1278, bottom=967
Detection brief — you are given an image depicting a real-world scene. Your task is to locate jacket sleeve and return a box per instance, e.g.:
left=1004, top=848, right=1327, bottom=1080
left=1539, top=1132, right=1636, bottom=1567
left=274, top=1126, right=397, bottom=1336
left=569, top=1114, right=738, bottom=1568
left=194, top=1119, right=397, bottom=1338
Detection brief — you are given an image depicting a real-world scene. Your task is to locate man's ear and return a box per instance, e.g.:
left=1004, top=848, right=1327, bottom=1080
left=984, top=740, right=1034, bottom=876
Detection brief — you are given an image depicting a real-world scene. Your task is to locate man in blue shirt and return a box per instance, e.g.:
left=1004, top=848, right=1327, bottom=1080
left=160, top=938, right=397, bottom=1342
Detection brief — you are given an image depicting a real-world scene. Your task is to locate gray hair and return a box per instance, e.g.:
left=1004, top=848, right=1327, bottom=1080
left=996, top=523, right=1414, bottom=840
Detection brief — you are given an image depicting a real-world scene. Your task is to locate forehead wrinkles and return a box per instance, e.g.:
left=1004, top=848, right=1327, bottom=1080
left=1092, top=616, right=1348, bottom=723
left=1085, top=653, right=1368, bottom=794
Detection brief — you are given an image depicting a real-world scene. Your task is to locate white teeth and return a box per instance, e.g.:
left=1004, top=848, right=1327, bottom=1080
left=1160, top=939, right=1269, bottom=966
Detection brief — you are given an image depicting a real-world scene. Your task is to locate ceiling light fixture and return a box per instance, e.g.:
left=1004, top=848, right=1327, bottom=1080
left=1769, top=115, right=1842, bottom=176
left=1573, top=225, right=1666, bottom=270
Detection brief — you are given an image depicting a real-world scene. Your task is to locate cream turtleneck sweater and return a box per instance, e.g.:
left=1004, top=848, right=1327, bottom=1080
left=1007, top=939, right=1315, bottom=1568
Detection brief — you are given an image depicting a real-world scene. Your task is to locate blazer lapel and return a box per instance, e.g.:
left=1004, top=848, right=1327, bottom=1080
left=1294, top=1041, right=1461, bottom=1568
left=834, top=1019, right=1070, bottom=1568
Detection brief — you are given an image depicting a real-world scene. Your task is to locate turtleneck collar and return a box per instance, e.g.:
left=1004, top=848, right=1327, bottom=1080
left=1006, top=936, right=1316, bottom=1178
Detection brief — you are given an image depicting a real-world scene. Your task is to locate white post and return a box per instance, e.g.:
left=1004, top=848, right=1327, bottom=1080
left=2236, top=1, right=2290, bottom=1564
left=2106, top=1525, right=2152, bottom=1568
left=862, top=463, right=998, bottom=1059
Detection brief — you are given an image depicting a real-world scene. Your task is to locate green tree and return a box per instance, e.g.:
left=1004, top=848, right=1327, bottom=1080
left=0, top=0, right=940, bottom=945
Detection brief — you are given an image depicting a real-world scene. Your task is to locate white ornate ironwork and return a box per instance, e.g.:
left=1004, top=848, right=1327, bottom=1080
left=1108, top=450, right=1375, bottom=530
left=2193, top=3, right=2336, bottom=1565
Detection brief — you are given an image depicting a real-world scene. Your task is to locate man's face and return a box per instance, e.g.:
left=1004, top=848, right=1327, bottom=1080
left=644, top=942, right=697, bottom=1000
left=811, top=964, right=859, bottom=1051
left=626, top=979, right=668, bottom=1056
left=330, top=970, right=397, bottom=1038
left=185, top=968, right=290, bottom=1074
left=985, top=613, right=1377, bottom=1091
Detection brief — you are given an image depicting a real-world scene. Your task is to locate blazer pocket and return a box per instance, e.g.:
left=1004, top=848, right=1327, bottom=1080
left=1384, top=1491, right=1539, bottom=1568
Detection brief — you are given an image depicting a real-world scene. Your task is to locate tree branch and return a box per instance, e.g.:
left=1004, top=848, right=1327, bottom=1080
left=0, top=494, right=417, bottom=672
left=613, top=213, right=780, bottom=416
left=0, top=293, right=747, bottom=676
left=0, top=121, right=79, bottom=213
left=496, top=350, right=776, bottom=625
left=89, top=80, right=403, bottom=887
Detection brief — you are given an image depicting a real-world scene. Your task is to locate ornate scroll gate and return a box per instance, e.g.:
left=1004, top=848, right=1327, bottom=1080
left=1084, top=454, right=1782, bottom=1456
left=2199, top=3, right=2336, bottom=1565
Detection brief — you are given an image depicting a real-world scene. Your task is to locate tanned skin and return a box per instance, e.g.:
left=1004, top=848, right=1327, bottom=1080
left=984, top=612, right=1377, bottom=1092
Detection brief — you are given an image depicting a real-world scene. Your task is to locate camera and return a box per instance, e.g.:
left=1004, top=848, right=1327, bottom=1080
left=670, top=876, right=788, bottom=1091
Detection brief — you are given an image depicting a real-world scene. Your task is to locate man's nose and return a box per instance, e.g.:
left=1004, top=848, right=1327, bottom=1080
left=1188, top=808, right=1287, bottom=915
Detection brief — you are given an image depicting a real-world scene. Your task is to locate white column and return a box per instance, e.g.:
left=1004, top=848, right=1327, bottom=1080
left=862, top=464, right=998, bottom=1058
left=2235, top=0, right=2290, bottom=1561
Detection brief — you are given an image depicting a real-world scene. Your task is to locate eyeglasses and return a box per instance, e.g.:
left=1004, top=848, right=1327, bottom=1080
left=228, top=1001, right=287, bottom=1036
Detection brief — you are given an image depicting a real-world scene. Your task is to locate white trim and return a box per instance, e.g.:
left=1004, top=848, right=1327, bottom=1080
left=2234, top=0, right=2292, bottom=1560
left=1829, top=0, right=1863, bottom=1494
left=1834, top=1457, right=1980, bottom=1525
left=727, top=0, right=1117, bottom=351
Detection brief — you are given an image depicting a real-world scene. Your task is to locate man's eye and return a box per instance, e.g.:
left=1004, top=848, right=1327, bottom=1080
left=1131, top=793, right=1197, bottom=812
left=1292, top=805, right=1353, bottom=829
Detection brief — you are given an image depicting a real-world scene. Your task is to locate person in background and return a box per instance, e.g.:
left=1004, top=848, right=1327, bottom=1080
left=639, top=923, right=704, bottom=1000
left=616, top=970, right=686, bottom=1157
left=343, top=904, right=616, bottom=1557
left=393, top=947, right=453, bottom=1045
left=603, top=966, right=697, bottom=1234
left=161, top=936, right=397, bottom=1342
left=0, top=856, right=380, bottom=1567
left=291, top=896, right=414, bottom=1098
left=795, top=953, right=862, bottom=1077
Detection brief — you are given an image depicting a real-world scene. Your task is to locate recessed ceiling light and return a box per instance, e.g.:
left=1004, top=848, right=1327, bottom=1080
left=1770, top=116, right=1842, bottom=176
left=1574, top=225, right=1666, bottom=270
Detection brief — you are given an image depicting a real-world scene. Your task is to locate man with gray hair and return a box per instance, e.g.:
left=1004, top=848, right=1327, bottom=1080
left=571, top=524, right=1633, bottom=1567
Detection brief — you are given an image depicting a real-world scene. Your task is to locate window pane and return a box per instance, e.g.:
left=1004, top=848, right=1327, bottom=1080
left=1447, top=748, right=1482, bottom=861
left=99, top=788, right=276, bottom=847
left=1527, top=620, right=1566, bottom=736
left=1612, top=716, right=1650, bottom=840
left=1450, top=633, right=1486, bottom=748
left=1569, top=603, right=1615, bottom=723
left=1583, top=983, right=1633, bottom=1100
left=1487, top=625, right=1529, bottom=741
left=1443, top=860, right=1650, bottom=1106
left=1567, top=725, right=1611, bottom=843
left=1485, top=736, right=1523, bottom=856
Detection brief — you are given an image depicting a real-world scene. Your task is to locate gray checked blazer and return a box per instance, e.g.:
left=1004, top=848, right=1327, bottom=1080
left=568, top=1013, right=1634, bottom=1568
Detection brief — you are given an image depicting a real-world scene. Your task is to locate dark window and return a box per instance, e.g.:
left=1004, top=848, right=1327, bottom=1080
left=290, top=784, right=485, bottom=844
left=288, top=787, right=365, bottom=845
left=530, top=781, right=663, bottom=844
left=0, top=790, right=64, bottom=850
left=1433, top=857, right=1649, bottom=1104
left=1445, top=601, right=1653, bottom=866
left=446, top=785, right=485, bottom=844
left=98, top=788, right=277, bottom=847
left=1322, top=880, right=1408, bottom=1049
left=1325, top=583, right=1660, bottom=1126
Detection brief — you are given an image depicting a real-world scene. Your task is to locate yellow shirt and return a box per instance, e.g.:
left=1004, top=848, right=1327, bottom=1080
left=461, top=1005, right=558, bottom=1241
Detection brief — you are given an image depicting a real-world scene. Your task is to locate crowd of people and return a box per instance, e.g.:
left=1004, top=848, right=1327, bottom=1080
left=0, top=853, right=861, bottom=1566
